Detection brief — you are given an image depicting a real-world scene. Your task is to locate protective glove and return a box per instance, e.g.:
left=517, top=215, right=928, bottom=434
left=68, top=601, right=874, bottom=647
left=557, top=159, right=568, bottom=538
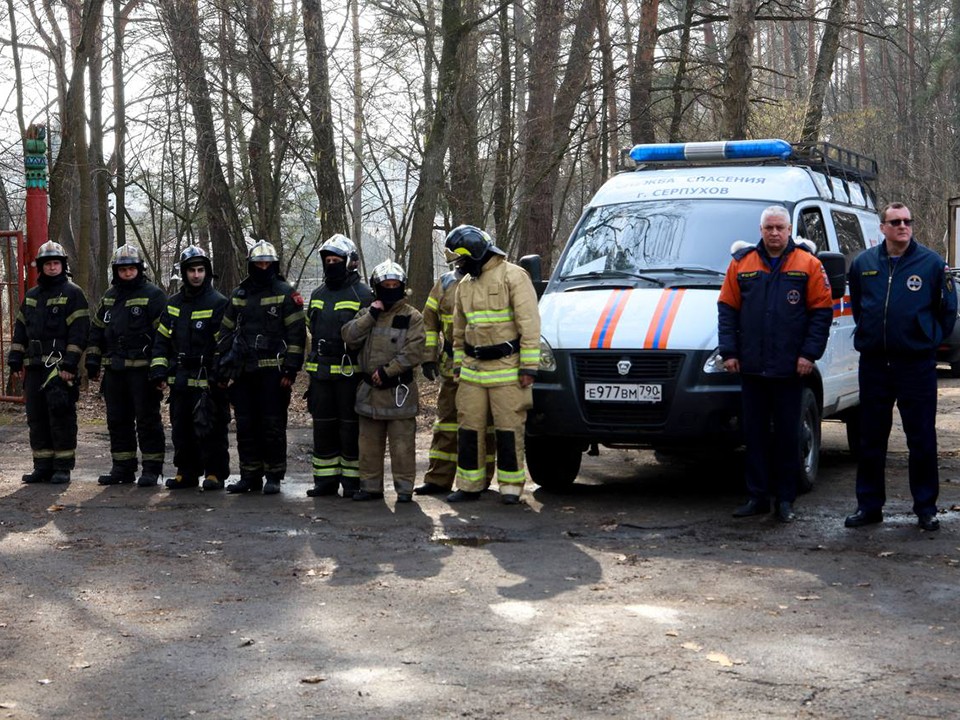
left=422, top=361, right=439, bottom=381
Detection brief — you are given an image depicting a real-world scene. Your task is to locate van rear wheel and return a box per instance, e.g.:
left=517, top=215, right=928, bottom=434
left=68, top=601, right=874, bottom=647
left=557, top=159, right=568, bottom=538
left=798, top=387, right=821, bottom=494
left=525, top=435, right=582, bottom=491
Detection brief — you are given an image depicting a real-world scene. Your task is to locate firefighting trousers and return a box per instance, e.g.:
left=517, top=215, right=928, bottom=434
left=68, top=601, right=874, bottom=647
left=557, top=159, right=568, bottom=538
left=230, top=369, right=292, bottom=481
left=24, top=367, right=78, bottom=472
left=101, top=368, right=165, bottom=474
left=423, top=375, right=494, bottom=490
left=308, top=376, right=361, bottom=494
left=358, top=416, right=416, bottom=495
left=455, top=380, right=532, bottom=496
left=169, top=385, right=230, bottom=481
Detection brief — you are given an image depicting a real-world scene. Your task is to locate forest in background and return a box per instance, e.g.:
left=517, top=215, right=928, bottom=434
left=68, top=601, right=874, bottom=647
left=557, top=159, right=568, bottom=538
left=0, top=0, right=958, bottom=303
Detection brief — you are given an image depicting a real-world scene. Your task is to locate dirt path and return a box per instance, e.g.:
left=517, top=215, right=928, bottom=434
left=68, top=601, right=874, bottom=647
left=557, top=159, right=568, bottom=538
left=1, top=375, right=959, bottom=719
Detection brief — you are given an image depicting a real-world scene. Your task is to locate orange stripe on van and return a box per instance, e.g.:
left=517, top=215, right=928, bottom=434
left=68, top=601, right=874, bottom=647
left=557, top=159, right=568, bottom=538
left=590, top=289, right=631, bottom=349
left=644, top=289, right=687, bottom=349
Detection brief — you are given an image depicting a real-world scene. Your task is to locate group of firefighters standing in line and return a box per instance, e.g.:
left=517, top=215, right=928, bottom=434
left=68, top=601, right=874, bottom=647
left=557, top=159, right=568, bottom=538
left=7, top=225, right=541, bottom=505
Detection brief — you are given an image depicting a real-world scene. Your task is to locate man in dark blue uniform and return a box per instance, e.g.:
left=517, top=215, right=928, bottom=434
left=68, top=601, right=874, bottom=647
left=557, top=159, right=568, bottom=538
left=845, top=203, right=957, bottom=531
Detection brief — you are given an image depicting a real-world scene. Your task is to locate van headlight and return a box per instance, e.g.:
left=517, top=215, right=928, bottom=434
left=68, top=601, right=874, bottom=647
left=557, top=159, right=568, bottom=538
left=539, top=336, right=557, bottom=373
left=702, top=348, right=726, bottom=374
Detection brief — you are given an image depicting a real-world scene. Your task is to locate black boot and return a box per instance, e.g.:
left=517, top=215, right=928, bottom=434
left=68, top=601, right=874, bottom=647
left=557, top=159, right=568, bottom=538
left=263, top=478, right=282, bottom=495
left=306, top=479, right=339, bottom=497
left=137, top=471, right=160, bottom=487
left=49, top=470, right=71, bottom=485
left=227, top=475, right=263, bottom=494
left=166, top=474, right=199, bottom=489
left=447, top=489, right=482, bottom=503
left=22, top=469, right=52, bottom=484
left=98, top=469, right=136, bottom=485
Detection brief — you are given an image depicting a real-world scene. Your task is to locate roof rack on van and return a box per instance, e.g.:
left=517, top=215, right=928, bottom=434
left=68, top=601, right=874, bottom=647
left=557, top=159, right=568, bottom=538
left=788, top=141, right=878, bottom=185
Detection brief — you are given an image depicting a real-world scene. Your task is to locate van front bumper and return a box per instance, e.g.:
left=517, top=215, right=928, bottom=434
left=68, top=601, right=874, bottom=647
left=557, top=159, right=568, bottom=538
left=527, top=349, right=743, bottom=448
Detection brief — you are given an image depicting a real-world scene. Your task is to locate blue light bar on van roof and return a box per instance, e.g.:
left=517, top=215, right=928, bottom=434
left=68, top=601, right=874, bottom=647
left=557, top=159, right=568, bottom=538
left=629, top=139, right=793, bottom=164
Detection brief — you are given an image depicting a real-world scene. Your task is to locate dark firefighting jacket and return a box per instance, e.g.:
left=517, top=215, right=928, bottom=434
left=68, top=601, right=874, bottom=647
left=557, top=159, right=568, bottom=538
left=216, top=273, right=306, bottom=377
left=304, top=271, right=374, bottom=380
left=7, top=273, right=89, bottom=374
left=87, top=275, right=167, bottom=372
left=150, top=279, right=228, bottom=388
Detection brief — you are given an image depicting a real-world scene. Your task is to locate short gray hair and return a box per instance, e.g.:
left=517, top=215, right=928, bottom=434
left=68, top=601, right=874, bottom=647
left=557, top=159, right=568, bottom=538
left=760, top=205, right=791, bottom=227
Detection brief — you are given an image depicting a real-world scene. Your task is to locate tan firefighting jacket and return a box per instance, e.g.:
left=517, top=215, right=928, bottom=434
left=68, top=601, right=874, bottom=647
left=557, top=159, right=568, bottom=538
left=423, top=270, right=460, bottom=378
left=342, top=300, right=425, bottom=419
left=453, top=256, right=541, bottom=387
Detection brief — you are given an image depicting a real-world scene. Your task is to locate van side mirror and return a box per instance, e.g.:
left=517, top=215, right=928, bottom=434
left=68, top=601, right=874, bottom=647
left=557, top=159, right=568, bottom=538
left=818, top=251, right=847, bottom=300
left=519, top=254, right=547, bottom=298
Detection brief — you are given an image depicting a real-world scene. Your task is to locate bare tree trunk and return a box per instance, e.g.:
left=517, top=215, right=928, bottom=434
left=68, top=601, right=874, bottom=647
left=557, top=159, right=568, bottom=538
left=447, top=0, right=483, bottom=227
left=6, top=0, right=27, bottom=140
left=350, top=0, right=364, bottom=259
left=304, top=0, right=349, bottom=239
left=407, top=0, right=471, bottom=306
left=518, top=0, right=599, bottom=263
left=629, top=0, right=660, bottom=144
left=88, top=8, right=109, bottom=297
left=856, top=0, right=867, bottom=108
left=721, top=0, right=758, bottom=140
left=669, top=0, right=694, bottom=141
left=799, top=0, right=848, bottom=142
left=247, top=0, right=276, bottom=244
left=492, top=1, right=513, bottom=243
left=47, top=0, right=105, bottom=293
left=596, top=0, right=619, bottom=177
left=158, top=0, right=246, bottom=292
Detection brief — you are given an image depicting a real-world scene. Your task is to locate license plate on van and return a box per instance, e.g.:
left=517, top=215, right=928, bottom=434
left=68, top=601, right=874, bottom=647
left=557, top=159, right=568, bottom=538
left=584, top=383, right=662, bottom=403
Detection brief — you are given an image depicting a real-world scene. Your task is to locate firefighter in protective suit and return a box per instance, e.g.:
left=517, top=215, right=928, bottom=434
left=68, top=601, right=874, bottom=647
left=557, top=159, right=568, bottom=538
left=150, top=246, right=230, bottom=490
left=445, top=226, right=541, bottom=505
left=416, top=252, right=495, bottom=495
left=304, top=234, right=374, bottom=497
left=87, top=244, right=168, bottom=486
left=216, top=240, right=306, bottom=495
left=341, top=260, right=425, bottom=502
left=7, top=241, right=90, bottom=484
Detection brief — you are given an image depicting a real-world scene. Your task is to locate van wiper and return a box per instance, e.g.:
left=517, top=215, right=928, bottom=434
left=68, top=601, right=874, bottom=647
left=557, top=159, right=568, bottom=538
left=642, top=266, right=726, bottom=277
left=561, top=269, right=664, bottom=287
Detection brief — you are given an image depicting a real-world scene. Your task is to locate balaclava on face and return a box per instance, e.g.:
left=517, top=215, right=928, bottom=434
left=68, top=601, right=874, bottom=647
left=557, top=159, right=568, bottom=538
left=375, top=283, right=405, bottom=308
left=323, top=257, right=348, bottom=288
left=249, top=262, right=278, bottom=285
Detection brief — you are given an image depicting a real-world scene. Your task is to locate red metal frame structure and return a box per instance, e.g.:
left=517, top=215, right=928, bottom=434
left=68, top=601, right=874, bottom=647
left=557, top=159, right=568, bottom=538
left=0, top=229, right=26, bottom=403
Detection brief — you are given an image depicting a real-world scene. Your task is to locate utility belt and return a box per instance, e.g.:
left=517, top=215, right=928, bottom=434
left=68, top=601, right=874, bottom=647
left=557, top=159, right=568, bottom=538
left=315, top=338, right=346, bottom=357
left=241, top=332, right=285, bottom=354
left=464, top=338, right=520, bottom=361
left=360, top=368, right=413, bottom=388
left=110, top=333, right=152, bottom=358
left=176, top=353, right=207, bottom=371
left=27, top=339, right=63, bottom=367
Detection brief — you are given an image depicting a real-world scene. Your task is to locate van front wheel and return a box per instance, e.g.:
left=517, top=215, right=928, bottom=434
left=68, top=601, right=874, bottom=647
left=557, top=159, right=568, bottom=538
left=798, top=387, right=821, bottom=494
left=525, top=435, right=582, bottom=491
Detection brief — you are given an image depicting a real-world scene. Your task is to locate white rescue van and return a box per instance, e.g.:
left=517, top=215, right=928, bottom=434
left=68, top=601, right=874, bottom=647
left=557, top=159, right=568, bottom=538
left=523, top=139, right=881, bottom=490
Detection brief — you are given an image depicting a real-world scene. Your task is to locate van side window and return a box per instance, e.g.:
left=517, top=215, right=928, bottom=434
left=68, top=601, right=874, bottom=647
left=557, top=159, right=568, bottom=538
left=831, top=210, right=866, bottom=267
left=798, top=208, right=828, bottom=254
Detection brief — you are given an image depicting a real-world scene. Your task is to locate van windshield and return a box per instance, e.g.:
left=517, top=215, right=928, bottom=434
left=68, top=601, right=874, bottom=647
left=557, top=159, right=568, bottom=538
left=557, top=199, right=773, bottom=279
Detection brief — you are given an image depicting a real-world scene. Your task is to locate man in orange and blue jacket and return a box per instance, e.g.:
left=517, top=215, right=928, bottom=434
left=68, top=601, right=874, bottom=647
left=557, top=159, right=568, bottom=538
left=718, top=205, right=834, bottom=522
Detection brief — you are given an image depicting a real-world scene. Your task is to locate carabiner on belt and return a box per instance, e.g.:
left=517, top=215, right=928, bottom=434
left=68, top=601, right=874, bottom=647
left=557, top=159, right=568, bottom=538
left=43, top=350, right=63, bottom=368
left=395, top=382, right=410, bottom=408
left=340, top=353, right=355, bottom=377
